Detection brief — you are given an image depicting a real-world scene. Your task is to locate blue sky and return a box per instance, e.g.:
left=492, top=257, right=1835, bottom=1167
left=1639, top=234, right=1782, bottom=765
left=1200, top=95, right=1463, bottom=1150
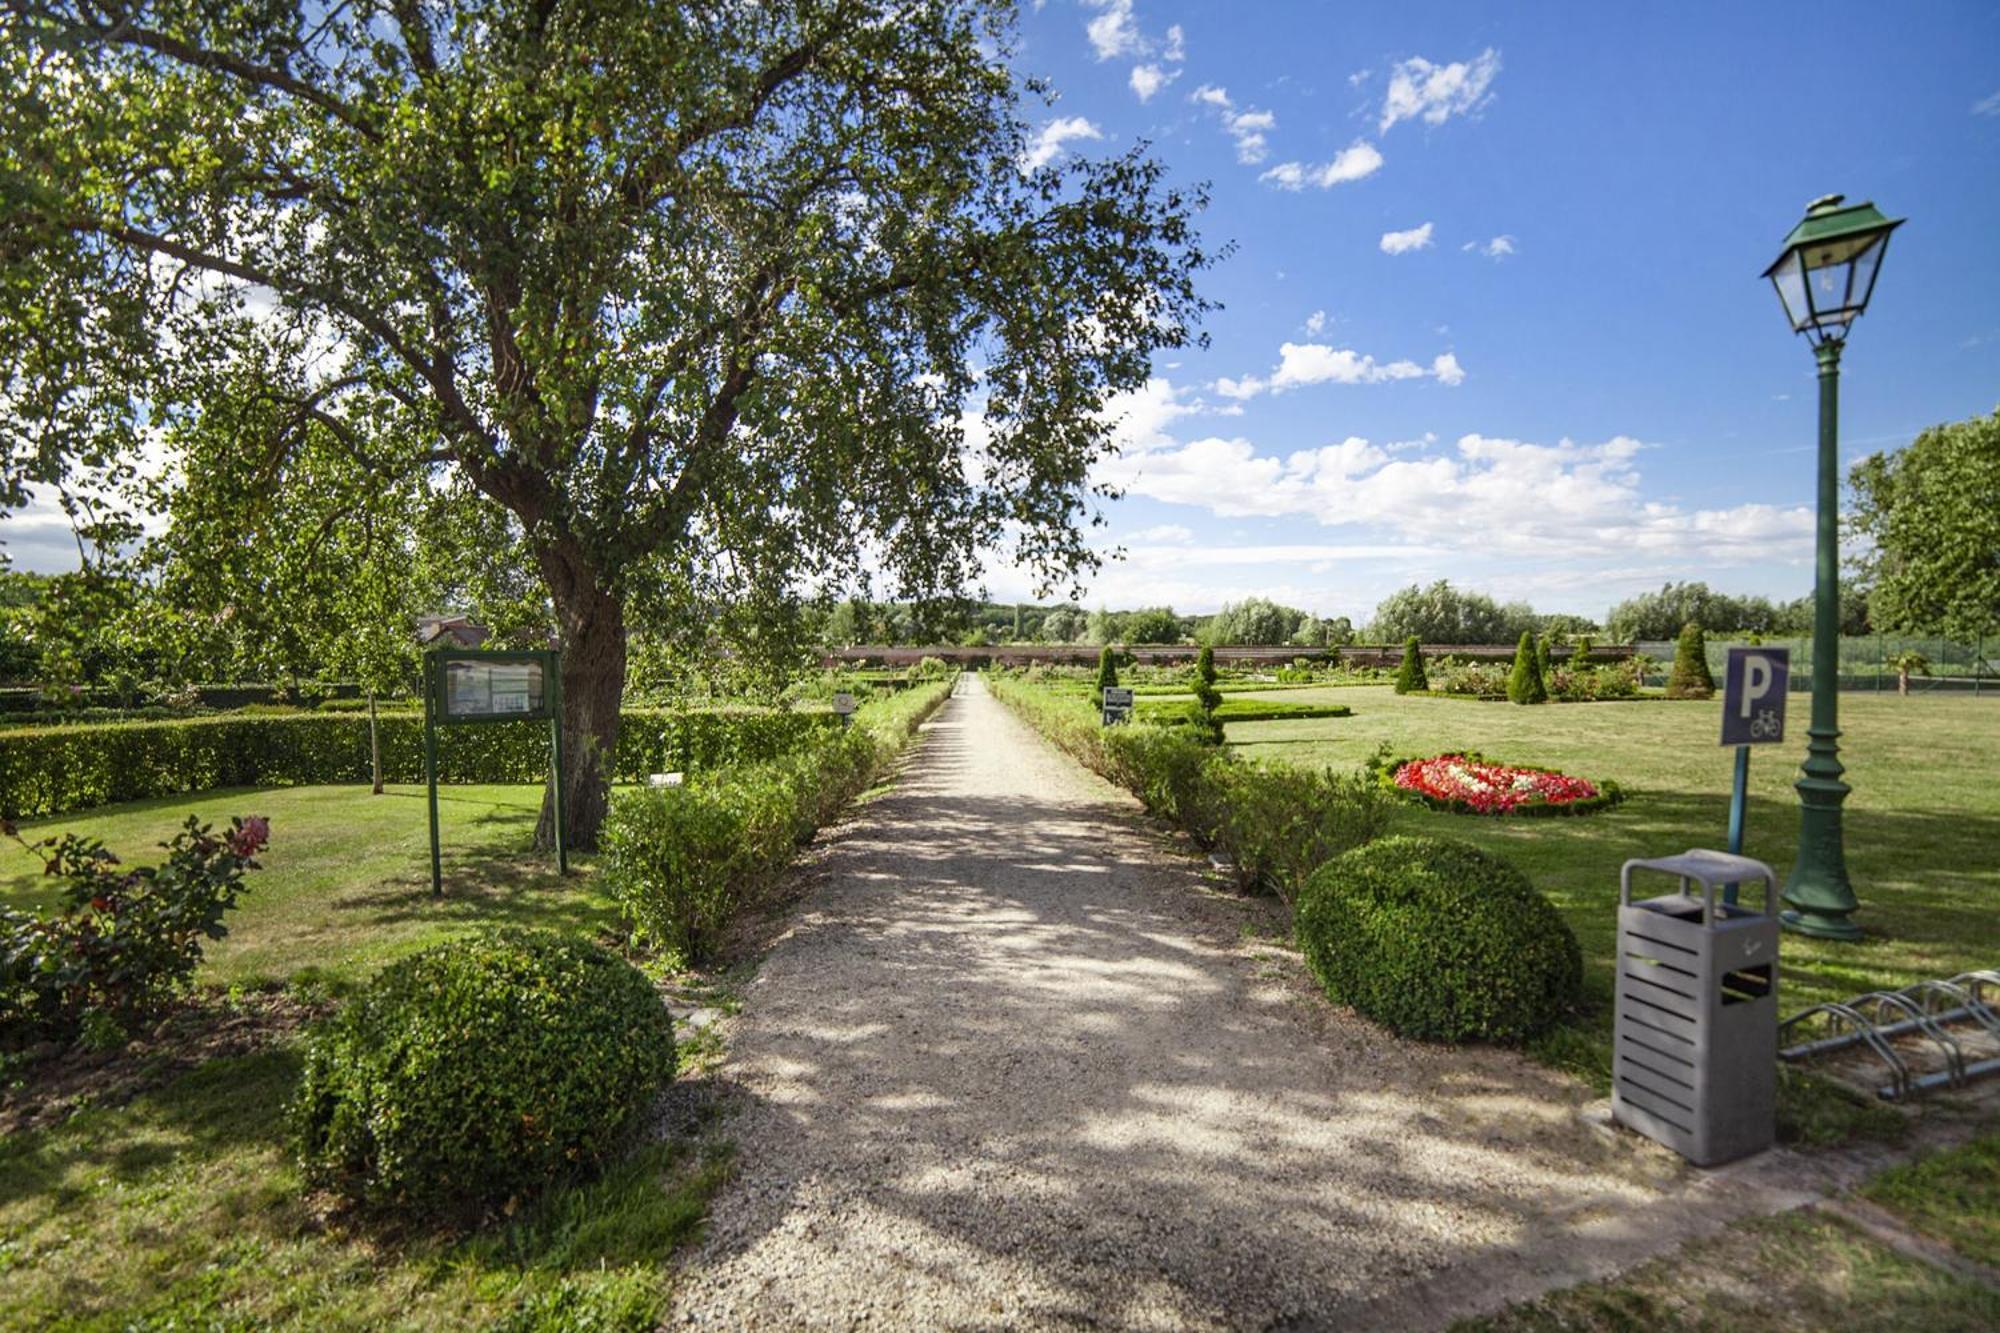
left=985, top=0, right=2000, bottom=622
left=6, top=3, right=1997, bottom=628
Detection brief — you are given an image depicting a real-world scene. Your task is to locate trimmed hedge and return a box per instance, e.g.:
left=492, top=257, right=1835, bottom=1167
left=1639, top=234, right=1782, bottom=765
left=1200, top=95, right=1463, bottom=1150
left=291, top=930, right=675, bottom=1220
left=0, top=709, right=839, bottom=819
left=1295, top=836, right=1582, bottom=1043
left=601, top=681, right=954, bottom=965
left=989, top=675, right=1390, bottom=903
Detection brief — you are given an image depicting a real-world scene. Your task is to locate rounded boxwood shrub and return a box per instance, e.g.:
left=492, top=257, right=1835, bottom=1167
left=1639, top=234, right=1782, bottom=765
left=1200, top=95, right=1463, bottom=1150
left=292, top=930, right=675, bottom=1220
left=1294, top=835, right=1581, bottom=1043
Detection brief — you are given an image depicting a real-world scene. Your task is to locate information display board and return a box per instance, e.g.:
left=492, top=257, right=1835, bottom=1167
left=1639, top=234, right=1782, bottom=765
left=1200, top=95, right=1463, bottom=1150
left=441, top=655, right=552, bottom=721
left=1101, top=686, right=1135, bottom=726
left=423, top=648, right=565, bottom=895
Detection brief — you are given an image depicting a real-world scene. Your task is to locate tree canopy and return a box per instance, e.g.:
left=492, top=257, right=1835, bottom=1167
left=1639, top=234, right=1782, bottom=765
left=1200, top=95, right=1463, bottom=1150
left=2, top=0, right=1214, bottom=843
left=1849, top=409, right=2000, bottom=641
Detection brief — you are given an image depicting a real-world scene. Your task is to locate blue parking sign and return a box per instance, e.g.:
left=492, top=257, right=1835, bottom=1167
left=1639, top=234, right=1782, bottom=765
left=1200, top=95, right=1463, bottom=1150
left=1721, top=648, right=1789, bottom=746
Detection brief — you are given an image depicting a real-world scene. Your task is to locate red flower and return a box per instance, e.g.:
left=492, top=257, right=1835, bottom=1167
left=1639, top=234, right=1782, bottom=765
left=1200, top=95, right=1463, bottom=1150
left=1392, top=754, right=1599, bottom=814
left=229, top=816, right=271, bottom=857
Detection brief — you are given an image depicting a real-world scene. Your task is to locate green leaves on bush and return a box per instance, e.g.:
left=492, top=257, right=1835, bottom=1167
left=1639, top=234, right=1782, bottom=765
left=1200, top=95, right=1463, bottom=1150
left=1393, top=636, right=1427, bottom=694
left=1506, top=631, right=1548, bottom=705
left=600, top=682, right=952, bottom=967
left=0, top=709, right=839, bottom=819
left=989, top=675, right=1389, bottom=903
left=1188, top=646, right=1223, bottom=743
left=1667, top=622, right=1716, bottom=699
left=292, top=930, right=674, bottom=1222
left=2, top=815, right=268, bottom=1050
left=1294, top=835, right=1582, bottom=1043
left=1092, top=646, right=1119, bottom=710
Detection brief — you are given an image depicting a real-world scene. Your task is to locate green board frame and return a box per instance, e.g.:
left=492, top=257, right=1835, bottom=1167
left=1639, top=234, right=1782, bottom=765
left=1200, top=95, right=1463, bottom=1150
left=421, top=648, right=567, bottom=895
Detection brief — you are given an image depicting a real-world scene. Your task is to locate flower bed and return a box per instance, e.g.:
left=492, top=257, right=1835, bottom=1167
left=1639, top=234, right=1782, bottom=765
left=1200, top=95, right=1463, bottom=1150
left=1374, top=751, right=1623, bottom=817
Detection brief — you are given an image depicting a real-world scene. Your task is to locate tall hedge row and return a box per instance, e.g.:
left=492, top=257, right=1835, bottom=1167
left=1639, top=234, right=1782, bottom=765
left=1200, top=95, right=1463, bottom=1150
left=0, top=709, right=839, bottom=819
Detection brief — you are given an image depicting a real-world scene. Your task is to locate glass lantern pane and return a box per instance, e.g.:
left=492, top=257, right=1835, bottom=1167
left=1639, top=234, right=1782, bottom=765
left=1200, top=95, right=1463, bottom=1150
left=1846, top=234, right=1886, bottom=314
left=1770, top=250, right=1809, bottom=331
left=1811, top=255, right=1854, bottom=320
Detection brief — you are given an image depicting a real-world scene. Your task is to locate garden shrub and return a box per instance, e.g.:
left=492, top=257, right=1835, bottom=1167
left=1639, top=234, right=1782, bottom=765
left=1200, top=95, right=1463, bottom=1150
left=1093, top=646, right=1119, bottom=709
left=1294, top=836, right=1581, bottom=1043
left=1506, top=631, right=1548, bottom=705
left=1393, top=636, right=1427, bottom=694
left=291, top=930, right=674, bottom=1221
left=600, top=683, right=950, bottom=965
left=1666, top=622, right=1715, bottom=699
left=1549, top=664, right=1639, bottom=702
left=1, top=815, right=268, bottom=1051
left=1206, top=761, right=1393, bottom=902
left=1100, top=724, right=1231, bottom=844
left=1425, top=657, right=1508, bottom=698
left=0, top=708, right=840, bottom=820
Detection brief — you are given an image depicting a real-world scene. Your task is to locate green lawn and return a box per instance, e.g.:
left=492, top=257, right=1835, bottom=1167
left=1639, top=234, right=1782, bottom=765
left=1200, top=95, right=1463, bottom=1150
left=1225, top=686, right=2000, bottom=1077
left=0, top=783, right=618, bottom=990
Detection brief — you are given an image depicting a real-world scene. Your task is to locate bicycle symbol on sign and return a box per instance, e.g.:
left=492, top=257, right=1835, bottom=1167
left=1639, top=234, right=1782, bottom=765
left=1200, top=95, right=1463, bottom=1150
left=1748, top=708, right=1783, bottom=741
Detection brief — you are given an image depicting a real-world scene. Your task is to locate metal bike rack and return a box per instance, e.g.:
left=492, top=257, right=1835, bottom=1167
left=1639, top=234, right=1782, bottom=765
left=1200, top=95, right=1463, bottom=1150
left=1779, top=970, right=2000, bottom=1101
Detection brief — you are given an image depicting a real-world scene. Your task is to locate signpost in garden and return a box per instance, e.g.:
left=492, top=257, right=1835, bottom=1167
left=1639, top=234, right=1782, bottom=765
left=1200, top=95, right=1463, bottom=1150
left=422, top=647, right=566, bottom=896
left=831, top=691, right=859, bottom=728
left=1720, top=647, right=1789, bottom=904
left=1101, top=686, right=1135, bottom=726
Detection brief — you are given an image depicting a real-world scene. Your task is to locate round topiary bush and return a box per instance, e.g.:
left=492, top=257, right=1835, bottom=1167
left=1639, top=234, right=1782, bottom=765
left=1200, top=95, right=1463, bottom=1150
left=1294, top=835, right=1581, bottom=1043
left=292, top=930, right=675, bottom=1220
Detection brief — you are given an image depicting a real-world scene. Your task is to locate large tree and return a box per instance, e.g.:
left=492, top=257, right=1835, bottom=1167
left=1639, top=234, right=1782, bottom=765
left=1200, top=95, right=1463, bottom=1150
left=1, top=0, right=1212, bottom=845
left=1849, top=410, right=2000, bottom=642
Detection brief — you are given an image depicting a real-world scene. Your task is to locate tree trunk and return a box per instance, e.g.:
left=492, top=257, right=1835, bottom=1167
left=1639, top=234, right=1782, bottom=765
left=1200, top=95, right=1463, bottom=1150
left=536, top=562, right=628, bottom=853
left=367, top=689, right=383, bottom=794
left=1897, top=668, right=1910, bottom=697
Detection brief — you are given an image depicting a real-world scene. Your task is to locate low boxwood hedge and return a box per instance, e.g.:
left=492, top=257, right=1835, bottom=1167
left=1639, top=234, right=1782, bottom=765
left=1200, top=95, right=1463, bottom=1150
left=1295, top=835, right=1582, bottom=1043
left=0, top=709, right=839, bottom=819
left=291, top=929, right=676, bottom=1221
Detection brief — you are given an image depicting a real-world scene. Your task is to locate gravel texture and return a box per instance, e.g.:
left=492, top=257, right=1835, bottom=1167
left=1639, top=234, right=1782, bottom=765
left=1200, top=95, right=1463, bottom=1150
left=671, top=676, right=1684, bottom=1329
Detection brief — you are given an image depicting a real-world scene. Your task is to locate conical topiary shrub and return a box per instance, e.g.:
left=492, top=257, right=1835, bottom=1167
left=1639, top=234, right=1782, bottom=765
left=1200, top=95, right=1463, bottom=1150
left=1189, top=644, right=1224, bottom=743
left=1093, top=645, right=1119, bottom=710
left=1393, top=636, right=1428, bottom=694
left=1535, top=634, right=1553, bottom=680
left=1507, top=631, right=1548, bottom=704
left=1666, top=622, right=1715, bottom=699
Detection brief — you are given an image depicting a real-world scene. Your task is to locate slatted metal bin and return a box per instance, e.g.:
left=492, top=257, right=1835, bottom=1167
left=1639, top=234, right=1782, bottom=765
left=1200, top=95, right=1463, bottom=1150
left=1614, top=849, right=1780, bottom=1167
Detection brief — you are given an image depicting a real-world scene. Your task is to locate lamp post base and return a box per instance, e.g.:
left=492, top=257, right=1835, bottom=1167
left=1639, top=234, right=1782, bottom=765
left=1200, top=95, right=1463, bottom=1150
left=1780, top=906, right=1864, bottom=941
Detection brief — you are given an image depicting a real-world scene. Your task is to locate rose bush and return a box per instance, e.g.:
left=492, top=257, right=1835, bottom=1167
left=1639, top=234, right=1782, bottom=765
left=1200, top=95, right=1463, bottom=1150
left=1, top=814, right=268, bottom=1050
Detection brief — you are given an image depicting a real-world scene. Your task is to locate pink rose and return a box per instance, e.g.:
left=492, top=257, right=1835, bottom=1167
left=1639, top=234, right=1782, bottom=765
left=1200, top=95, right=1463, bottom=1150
left=230, top=816, right=271, bottom=857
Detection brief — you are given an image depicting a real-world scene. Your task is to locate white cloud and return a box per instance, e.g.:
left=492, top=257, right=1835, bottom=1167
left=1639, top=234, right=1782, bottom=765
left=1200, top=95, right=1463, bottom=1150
left=1083, top=0, right=1141, bottom=60
left=1215, top=341, right=1464, bottom=399
left=1163, top=24, right=1185, bottom=62
left=1379, top=48, right=1501, bottom=133
left=1260, top=140, right=1383, bottom=190
left=1462, top=235, right=1516, bottom=259
left=1129, top=63, right=1175, bottom=101
left=1189, top=84, right=1279, bottom=164
left=1304, top=309, right=1327, bottom=336
left=1976, top=90, right=2000, bottom=116
left=1102, top=430, right=1814, bottom=565
left=1125, top=523, right=1195, bottom=544
left=1379, top=222, right=1434, bottom=255
left=1021, top=115, right=1103, bottom=170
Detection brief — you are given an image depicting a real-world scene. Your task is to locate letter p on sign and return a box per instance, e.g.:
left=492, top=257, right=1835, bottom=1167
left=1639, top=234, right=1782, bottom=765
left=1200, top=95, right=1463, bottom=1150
left=1721, top=647, right=1790, bottom=746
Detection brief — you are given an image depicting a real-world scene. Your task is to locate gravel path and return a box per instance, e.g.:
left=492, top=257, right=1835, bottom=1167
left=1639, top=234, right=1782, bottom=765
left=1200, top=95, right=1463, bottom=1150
left=671, top=676, right=1687, bottom=1329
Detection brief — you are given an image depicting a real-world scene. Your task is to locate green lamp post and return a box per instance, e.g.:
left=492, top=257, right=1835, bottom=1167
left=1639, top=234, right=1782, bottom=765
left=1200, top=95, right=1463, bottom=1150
left=1762, top=193, right=1903, bottom=940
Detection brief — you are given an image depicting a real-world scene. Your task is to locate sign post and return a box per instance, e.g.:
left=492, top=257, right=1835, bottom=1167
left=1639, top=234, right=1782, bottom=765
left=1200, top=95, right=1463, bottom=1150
left=422, top=647, right=565, bottom=896
left=831, top=691, right=858, bottom=728
left=1719, top=647, right=1790, bottom=904
left=1100, top=686, right=1135, bottom=726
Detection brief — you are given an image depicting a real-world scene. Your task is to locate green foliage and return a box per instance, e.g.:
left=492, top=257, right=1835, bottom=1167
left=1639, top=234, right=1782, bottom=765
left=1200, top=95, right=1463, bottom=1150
left=1849, top=409, right=2000, bottom=639
left=1604, top=580, right=1863, bottom=641
left=989, top=675, right=1390, bottom=901
left=1507, top=631, right=1548, bottom=705
left=291, top=931, right=675, bottom=1221
left=1548, top=663, right=1641, bottom=702
left=1203, top=596, right=1308, bottom=645
left=0, top=709, right=838, bottom=820
left=599, top=683, right=951, bottom=965
left=1188, top=645, right=1223, bottom=742
left=1666, top=622, right=1715, bottom=699
left=1294, top=836, right=1582, bottom=1043
left=2, top=815, right=268, bottom=1049
left=1369, top=581, right=1536, bottom=646
left=1093, top=646, right=1119, bottom=709
left=1535, top=634, right=1552, bottom=679
left=1120, top=607, right=1187, bottom=644
left=1393, top=636, right=1428, bottom=694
